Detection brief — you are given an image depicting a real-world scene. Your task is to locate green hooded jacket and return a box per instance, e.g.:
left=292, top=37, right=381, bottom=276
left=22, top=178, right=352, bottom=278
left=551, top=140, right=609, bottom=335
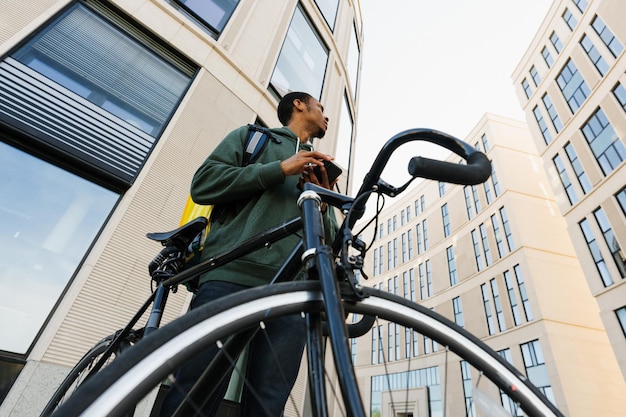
left=190, top=125, right=338, bottom=287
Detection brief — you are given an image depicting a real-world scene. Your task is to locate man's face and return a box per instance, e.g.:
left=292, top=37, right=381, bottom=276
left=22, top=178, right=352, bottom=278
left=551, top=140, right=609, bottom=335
left=304, top=98, right=328, bottom=139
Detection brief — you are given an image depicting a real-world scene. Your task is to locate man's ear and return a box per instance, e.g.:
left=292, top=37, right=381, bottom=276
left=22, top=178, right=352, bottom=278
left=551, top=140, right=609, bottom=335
left=293, top=98, right=306, bottom=112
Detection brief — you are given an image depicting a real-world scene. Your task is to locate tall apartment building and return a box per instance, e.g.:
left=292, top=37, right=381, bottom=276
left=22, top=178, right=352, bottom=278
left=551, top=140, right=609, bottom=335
left=354, top=114, right=626, bottom=417
left=0, top=1, right=362, bottom=415
left=512, top=0, right=626, bottom=379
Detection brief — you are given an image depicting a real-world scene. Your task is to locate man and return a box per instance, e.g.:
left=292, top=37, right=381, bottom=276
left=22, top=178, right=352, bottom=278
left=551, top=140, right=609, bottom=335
left=159, top=91, right=338, bottom=416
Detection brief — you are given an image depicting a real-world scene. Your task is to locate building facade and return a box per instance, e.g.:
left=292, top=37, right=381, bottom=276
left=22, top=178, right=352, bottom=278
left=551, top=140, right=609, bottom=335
left=354, top=114, right=626, bottom=417
left=0, top=1, right=362, bottom=415
left=512, top=0, right=626, bottom=378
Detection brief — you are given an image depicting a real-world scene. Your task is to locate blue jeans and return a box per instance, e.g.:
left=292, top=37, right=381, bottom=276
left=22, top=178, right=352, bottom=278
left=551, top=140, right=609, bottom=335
left=158, top=281, right=306, bottom=416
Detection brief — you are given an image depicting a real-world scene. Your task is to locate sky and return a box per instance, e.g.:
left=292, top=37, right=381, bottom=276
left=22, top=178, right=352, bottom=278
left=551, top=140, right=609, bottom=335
left=351, top=0, right=552, bottom=192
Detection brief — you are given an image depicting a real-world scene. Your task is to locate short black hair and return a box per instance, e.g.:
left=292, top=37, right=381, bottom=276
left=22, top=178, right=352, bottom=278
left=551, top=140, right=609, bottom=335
left=277, top=92, right=313, bottom=125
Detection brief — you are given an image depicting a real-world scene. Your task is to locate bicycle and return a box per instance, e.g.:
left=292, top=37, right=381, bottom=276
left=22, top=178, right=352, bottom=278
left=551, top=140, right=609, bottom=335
left=45, top=128, right=566, bottom=417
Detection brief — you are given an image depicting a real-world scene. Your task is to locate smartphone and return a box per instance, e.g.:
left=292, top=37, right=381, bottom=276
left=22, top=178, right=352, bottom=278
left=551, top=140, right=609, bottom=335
left=313, top=160, right=342, bottom=183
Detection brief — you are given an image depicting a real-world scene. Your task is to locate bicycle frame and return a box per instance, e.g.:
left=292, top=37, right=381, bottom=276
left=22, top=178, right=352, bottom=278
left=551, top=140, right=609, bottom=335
left=147, top=128, right=493, bottom=416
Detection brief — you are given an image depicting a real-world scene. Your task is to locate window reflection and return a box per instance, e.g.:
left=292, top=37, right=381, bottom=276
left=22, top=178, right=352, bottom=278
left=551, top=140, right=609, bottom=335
left=334, top=94, right=353, bottom=192
left=270, top=5, right=329, bottom=98
left=0, top=142, right=118, bottom=354
left=314, top=0, right=338, bottom=30
left=174, top=0, right=240, bottom=34
left=13, top=4, right=191, bottom=137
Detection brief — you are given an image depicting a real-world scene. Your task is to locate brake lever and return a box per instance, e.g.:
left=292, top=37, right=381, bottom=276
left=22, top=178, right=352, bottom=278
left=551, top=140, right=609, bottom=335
left=374, top=178, right=413, bottom=198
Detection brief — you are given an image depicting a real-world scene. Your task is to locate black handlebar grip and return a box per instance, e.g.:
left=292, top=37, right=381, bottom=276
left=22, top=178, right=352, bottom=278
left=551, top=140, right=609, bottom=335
left=408, top=151, right=491, bottom=186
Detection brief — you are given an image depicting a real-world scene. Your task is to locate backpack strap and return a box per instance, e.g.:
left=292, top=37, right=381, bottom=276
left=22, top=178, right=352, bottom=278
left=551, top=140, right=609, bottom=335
left=243, top=124, right=282, bottom=166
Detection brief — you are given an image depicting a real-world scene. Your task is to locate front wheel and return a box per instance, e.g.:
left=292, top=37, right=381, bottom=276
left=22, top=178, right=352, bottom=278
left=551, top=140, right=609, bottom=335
left=50, top=281, right=564, bottom=417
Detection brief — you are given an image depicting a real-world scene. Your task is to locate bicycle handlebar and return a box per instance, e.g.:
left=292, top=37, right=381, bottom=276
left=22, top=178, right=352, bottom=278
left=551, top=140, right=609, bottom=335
left=349, top=128, right=491, bottom=226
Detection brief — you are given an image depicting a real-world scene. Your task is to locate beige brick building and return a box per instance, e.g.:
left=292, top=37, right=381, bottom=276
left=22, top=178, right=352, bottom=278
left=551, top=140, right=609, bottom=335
left=0, top=1, right=362, bottom=415
left=512, top=0, right=626, bottom=381
left=355, top=114, right=626, bottom=416
left=352, top=0, right=626, bottom=415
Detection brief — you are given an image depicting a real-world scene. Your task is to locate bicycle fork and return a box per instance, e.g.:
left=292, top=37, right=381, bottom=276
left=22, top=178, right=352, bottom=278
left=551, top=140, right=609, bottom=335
left=298, top=188, right=366, bottom=417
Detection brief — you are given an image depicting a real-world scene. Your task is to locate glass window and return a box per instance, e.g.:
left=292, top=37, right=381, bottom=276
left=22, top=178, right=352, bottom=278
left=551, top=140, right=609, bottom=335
left=491, top=168, right=501, bottom=196
left=172, top=0, right=239, bottom=35
left=522, top=78, right=533, bottom=99
left=314, top=0, right=338, bottom=30
left=500, top=207, right=515, bottom=251
left=418, top=263, right=425, bottom=300
left=464, top=187, right=474, bottom=220
left=579, top=218, right=614, bottom=286
left=420, top=195, right=426, bottom=212
left=442, top=204, right=451, bottom=237
left=480, top=223, right=493, bottom=267
left=472, top=185, right=481, bottom=213
left=422, top=220, right=429, bottom=251
left=497, top=349, right=522, bottom=416
left=484, top=180, right=493, bottom=205
left=504, top=270, right=523, bottom=326
left=0, top=142, right=118, bottom=354
left=393, top=238, right=398, bottom=268
left=370, top=325, right=378, bottom=364
left=533, top=106, right=553, bottom=145
left=553, top=154, right=578, bottom=204
left=372, top=247, right=378, bottom=276
left=347, top=23, right=360, bottom=99
left=573, top=0, right=588, bottom=12
left=334, top=93, right=353, bottom=192
left=481, top=284, right=496, bottom=335
left=593, top=208, right=626, bottom=278
left=490, top=278, right=506, bottom=332
left=453, top=297, right=464, bottom=327
left=13, top=4, right=192, bottom=138
left=426, top=260, right=433, bottom=297
left=447, top=246, right=458, bottom=285
left=481, top=134, right=489, bottom=152
left=416, top=223, right=423, bottom=254
left=550, top=31, right=563, bottom=53
left=472, top=230, right=484, bottom=271
left=581, top=108, right=626, bottom=176
left=530, top=65, right=541, bottom=86
left=521, top=340, right=556, bottom=404
left=542, top=46, right=554, bottom=68
left=438, top=181, right=445, bottom=197
left=562, top=8, right=577, bottom=31
left=270, top=5, right=329, bottom=98
left=580, top=34, right=609, bottom=76
left=613, top=83, right=626, bottom=113
left=460, top=361, right=476, bottom=417
left=514, top=264, right=533, bottom=321
left=407, top=229, right=414, bottom=259
left=617, top=187, right=626, bottom=217
left=616, top=306, right=626, bottom=337
left=591, top=15, right=623, bottom=58
left=564, top=142, right=592, bottom=194
left=401, top=233, right=407, bottom=263
left=491, top=214, right=506, bottom=258
left=542, top=93, right=563, bottom=133
left=5, top=3, right=194, bottom=186
left=556, top=59, right=590, bottom=113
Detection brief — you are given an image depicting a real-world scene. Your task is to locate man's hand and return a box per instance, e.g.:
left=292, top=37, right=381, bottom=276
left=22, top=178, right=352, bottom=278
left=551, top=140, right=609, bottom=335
left=280, top=150, right=332, bottom=177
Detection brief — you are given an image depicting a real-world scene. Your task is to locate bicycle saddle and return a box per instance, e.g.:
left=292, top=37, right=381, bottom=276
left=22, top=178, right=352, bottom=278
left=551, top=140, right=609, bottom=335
left=146, top=217, right=208, bottom=248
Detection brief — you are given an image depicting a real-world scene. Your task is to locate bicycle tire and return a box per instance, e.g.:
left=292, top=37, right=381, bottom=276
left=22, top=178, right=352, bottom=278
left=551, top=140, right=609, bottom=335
left=40, top=329, right=142, bottom=416
left=50, top=281, right=563, bottom=417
